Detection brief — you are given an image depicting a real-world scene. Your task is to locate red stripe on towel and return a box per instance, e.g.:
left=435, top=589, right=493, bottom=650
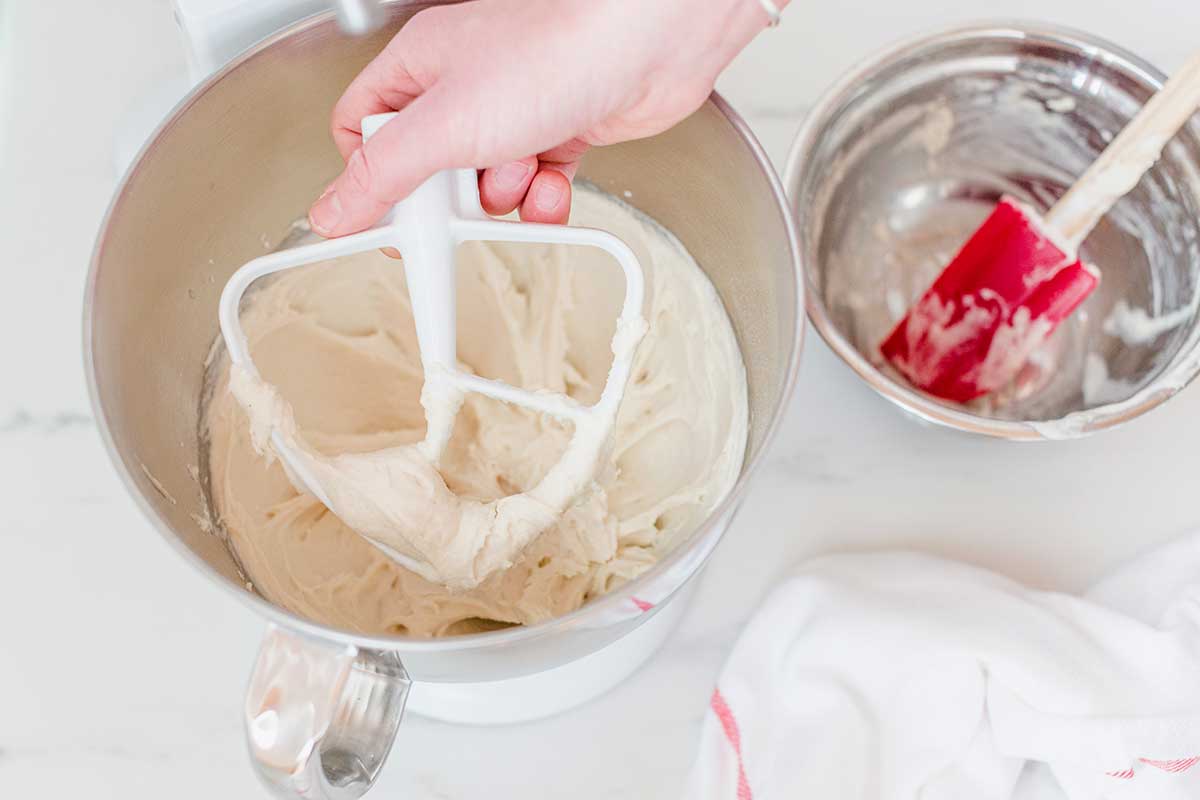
left=1139, top=756, right=1200, bottom=773
left=711, top=688, right=753, bottom=800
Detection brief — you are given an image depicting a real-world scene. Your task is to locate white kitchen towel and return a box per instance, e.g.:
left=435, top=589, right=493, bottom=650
left=685, top=533, right=1200, bottom=799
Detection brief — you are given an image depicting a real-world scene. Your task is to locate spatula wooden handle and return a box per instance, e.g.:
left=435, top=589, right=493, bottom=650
left=1045, top=51, right=1200, bottom=251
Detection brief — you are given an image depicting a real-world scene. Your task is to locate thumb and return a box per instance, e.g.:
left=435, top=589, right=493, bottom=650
left=308, top=91, right=462, bottom=238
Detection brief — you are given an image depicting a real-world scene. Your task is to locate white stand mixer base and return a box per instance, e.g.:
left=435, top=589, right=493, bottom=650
left=406, top=586, right=692, bottom=725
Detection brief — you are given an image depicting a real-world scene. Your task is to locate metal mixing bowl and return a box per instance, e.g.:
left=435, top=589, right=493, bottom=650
left=786, top=22, right=1200, bottom=439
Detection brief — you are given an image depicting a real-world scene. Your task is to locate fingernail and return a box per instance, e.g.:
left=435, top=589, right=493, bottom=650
left=494, top=161, right=532, bottom=191
left=533, top=179, right=564, bottom=212
left=309, top=190, right=343, bottom=235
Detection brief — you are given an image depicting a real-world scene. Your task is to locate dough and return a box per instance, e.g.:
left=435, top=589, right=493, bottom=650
left=204, top=188, right=748, bottom=637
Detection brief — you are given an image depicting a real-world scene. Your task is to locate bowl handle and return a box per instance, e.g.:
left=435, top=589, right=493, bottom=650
left=244, top=623, right=409, bottom=798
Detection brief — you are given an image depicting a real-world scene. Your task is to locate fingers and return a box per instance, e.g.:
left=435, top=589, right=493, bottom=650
left=519, top=170, right=573, bottom=224
left=310, top=91, right=460, bottom=237
left=516, top=138, right=590, bottom=224
left=478, top=157, right=538, bottom=216
left=316, top=85, right=588, bottom=235
left=479, top=163, right=574, bottom=224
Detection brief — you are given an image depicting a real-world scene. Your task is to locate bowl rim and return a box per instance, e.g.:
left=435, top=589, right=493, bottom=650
left=783, top=19, right=1200, bottom=441
left=82, top=9, right=806, bottom=653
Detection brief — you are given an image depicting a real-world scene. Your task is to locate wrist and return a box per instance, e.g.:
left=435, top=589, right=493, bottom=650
left=701, top=0, right=791, bottom=65
left=581, top=0, right=785, bottom=96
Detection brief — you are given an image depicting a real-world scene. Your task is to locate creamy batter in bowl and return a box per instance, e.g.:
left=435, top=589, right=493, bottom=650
left=204, top=187, right=750, bottom=637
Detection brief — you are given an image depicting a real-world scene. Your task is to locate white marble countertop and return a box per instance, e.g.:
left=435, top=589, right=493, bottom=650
left=5, top=1, right=1200, bottom=797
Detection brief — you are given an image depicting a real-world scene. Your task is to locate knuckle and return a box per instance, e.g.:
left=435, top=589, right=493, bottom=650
left=344, top=147, right=375, bottom=197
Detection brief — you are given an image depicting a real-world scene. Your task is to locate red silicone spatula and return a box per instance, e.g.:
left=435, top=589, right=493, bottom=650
left=881, top=52, right=1200, bottom=404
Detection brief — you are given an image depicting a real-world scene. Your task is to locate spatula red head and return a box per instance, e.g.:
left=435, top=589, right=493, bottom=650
left=879, top=197, right=1099, bottom=403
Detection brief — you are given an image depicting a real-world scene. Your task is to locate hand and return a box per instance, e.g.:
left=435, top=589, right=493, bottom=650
left=308, top=0, right=780, bottom=236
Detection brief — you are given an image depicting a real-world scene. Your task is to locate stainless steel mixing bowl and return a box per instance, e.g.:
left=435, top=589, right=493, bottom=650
left=83, top=4, right=803, bottom=796
left=786, top=22, right=1200, bottom=439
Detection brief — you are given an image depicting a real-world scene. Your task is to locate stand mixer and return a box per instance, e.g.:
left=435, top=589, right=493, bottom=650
left=87, top=4, right=804, bottom=797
